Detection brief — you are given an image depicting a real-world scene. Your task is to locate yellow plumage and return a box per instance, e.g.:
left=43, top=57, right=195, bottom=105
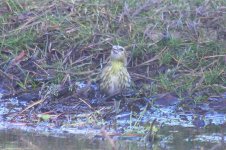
left=100, top=46, right=131, bottom=96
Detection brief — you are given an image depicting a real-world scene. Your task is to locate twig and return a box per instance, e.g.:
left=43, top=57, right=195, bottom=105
left=131, top=73, right=156, bottom=81
left=133, top=47, right=167, bottom=67
left=79, top=98, right=93, bottom=110
left=101, top=127, right=116, bottom=150
left=11, top=98, right=45, bottom=120
left=0, top=69, right=20, bottom=81
left=132, top=0, right=162, bottom=17
left=203, top=55, right=225, bottom=59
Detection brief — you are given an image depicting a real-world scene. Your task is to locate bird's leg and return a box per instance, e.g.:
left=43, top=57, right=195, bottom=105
left=114, top=99, right=120, bottom=114
left=114, top=95, right=122, bottom=114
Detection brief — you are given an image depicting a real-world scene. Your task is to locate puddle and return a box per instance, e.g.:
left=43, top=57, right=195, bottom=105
left=0, top=129, right=144, bottom=150
left=0, top=126, right=225, bottom=150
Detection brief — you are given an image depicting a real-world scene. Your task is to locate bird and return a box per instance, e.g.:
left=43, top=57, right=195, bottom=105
left=100, top=45, right=131, bottom=113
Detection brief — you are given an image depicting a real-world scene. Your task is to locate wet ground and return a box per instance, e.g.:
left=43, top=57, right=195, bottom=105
left=0, top=87, right=225, bottom=150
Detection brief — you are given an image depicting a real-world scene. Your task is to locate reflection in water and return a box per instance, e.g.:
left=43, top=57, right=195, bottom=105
left=0, top=127, right=225, bottom=150
left=0, top=129, right=143, bottom=150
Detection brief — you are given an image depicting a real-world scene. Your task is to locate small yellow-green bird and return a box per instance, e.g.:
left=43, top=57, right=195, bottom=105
left=100, top=45, right=131, bottom=112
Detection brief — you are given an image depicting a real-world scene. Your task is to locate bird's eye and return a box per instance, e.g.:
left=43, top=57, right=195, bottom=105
left=119, top=48, right=124, bottom=51
left=112, top=45, right=124, bottom=52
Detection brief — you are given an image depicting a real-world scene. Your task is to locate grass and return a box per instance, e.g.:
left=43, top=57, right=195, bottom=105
left=0, top=0, right=225, bottom=102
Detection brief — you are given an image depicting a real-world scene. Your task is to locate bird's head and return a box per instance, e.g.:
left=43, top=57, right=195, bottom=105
left=110, top=45, right=127, bottom=65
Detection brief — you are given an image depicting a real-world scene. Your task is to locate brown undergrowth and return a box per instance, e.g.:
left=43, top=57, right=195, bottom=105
left=0, top=0, right=225, bottom=123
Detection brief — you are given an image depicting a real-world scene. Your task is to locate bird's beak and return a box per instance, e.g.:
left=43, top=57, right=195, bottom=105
left=113, top=49, right=118, bottom=54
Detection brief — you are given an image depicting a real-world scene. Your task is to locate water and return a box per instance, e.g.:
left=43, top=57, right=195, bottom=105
left=0, top=126, right=225, bottom=150
left=0, top=129, right=143, bottom=150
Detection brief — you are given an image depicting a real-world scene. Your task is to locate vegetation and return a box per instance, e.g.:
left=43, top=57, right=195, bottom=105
left=0, top=0, right=225, bottom=115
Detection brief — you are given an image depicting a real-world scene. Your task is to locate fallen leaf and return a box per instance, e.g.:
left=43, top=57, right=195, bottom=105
left=11, top=50, right=27, bottom=65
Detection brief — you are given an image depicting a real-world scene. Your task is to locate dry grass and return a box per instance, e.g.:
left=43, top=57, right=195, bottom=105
left=0, top=0, right=225, bottom=101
